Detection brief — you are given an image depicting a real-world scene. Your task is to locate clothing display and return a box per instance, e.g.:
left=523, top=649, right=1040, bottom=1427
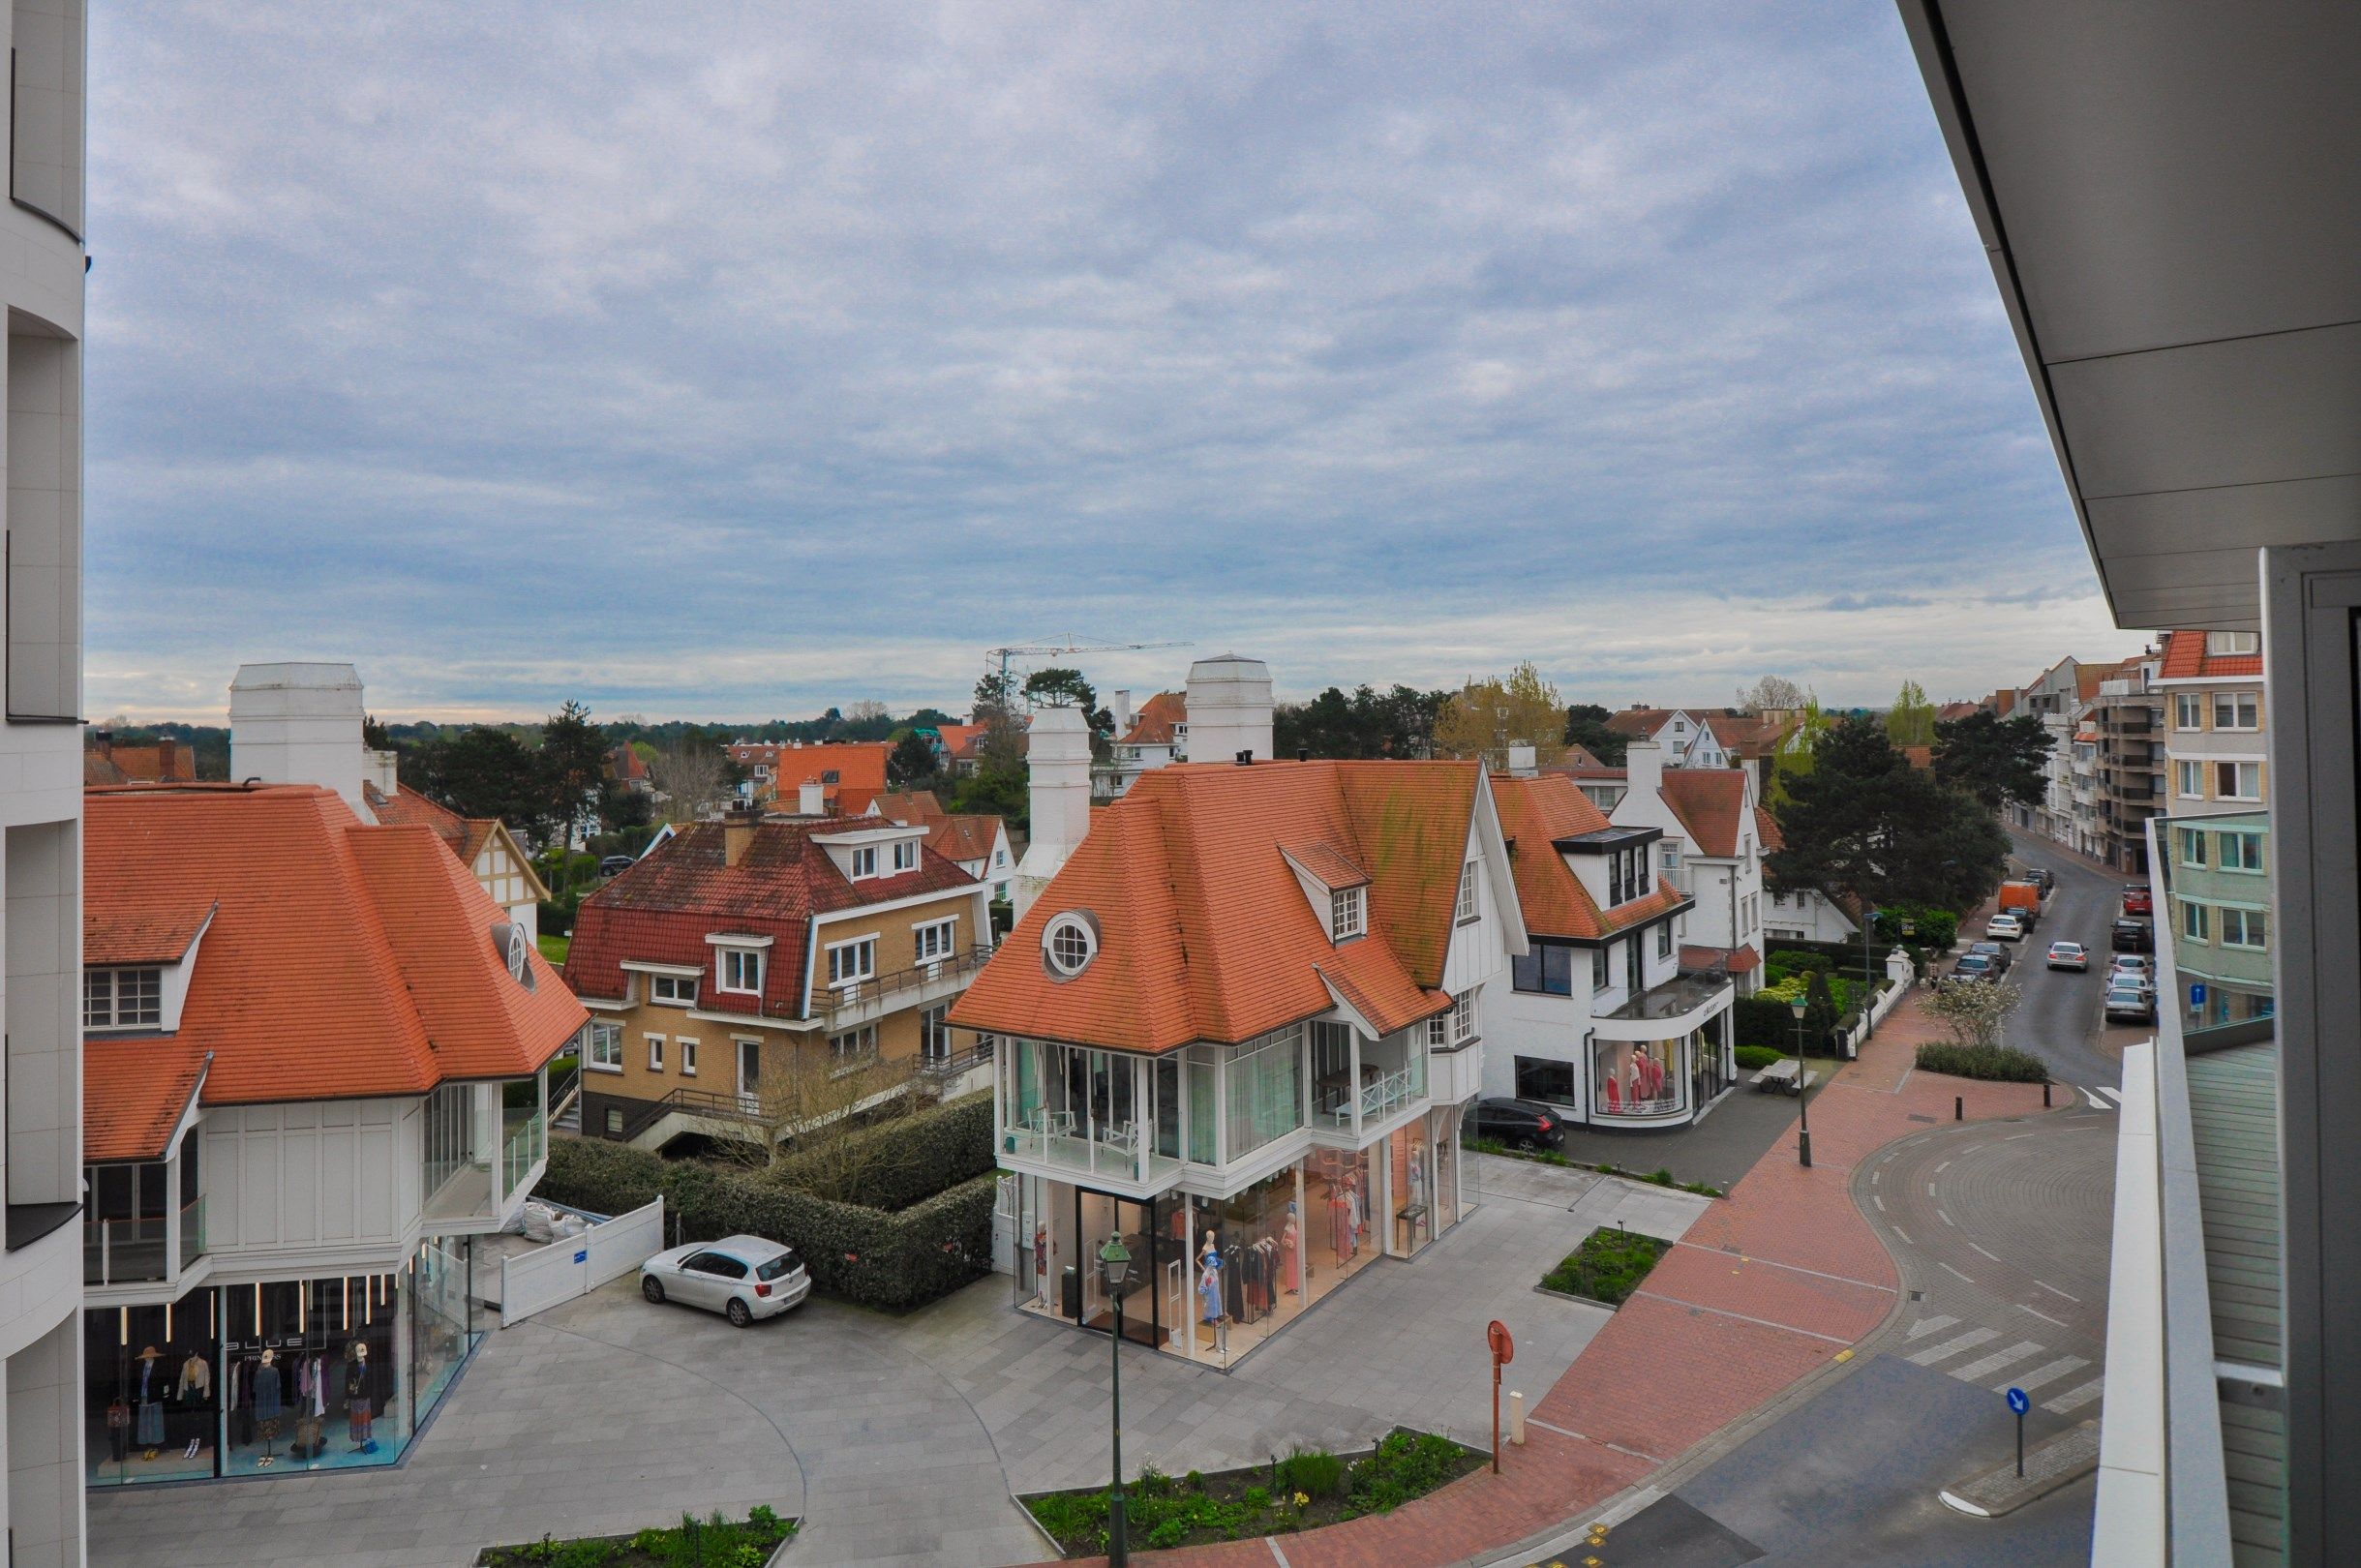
left=176, top=1354, right=210, bottom=1400
left=253, top=1362, right=283, bottom=1420
left=1281, top=1218, right=1300, bottom=1293
left=136, top=1401, right=164, bottom=1447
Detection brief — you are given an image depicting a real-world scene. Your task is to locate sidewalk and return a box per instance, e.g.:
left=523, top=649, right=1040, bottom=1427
left=1047, top=990, right=2051, bottom=1567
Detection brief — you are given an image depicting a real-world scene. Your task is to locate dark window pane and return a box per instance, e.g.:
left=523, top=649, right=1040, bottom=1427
left=1514, top=1056, right=1577, bottom=1102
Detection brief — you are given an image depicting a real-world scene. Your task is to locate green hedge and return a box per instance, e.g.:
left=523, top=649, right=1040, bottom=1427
left=1734, top=1044, right=1784, bottom=1071
left=536, top=1135, right=997, bottom=1311
left=1767, top=949, right=1834, bottom=975
left=1913, top=1042, right=2049, bottom=1083
left=1735, top=993, right=1852, bottom=1057
left=768, top=1091, right=994, bottom=1213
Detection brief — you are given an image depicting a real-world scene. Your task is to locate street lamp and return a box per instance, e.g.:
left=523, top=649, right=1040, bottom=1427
left=1789, top=994, right=1814, bottom=1167
left=1099, top=1235, right=1135, bottom=1567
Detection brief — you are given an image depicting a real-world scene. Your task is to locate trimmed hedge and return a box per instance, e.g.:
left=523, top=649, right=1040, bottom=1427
left=537, top=1133, right=997, bottom=1311
left=1913, top=1042, right=2048, bottom=1083
left=768, top=1091, right=994, bottom=1213
left=1734, top=1044, right=1784, bottom=1071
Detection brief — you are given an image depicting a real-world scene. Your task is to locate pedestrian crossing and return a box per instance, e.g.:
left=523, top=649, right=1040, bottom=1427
left=1901, top=1316, right=2099, bottom=1413
left=2084, top=1084, right=2124, bottom=1110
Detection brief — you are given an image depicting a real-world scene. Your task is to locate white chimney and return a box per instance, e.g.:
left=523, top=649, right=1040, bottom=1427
left=229, top=662, right=371, bottom=815
left=364, top=747, right=401, bottom=798
left=1506, top=741, right=1537, bottom=777
left=1624, top=739, right=1666, bottom=802
left=798, top=778, right=825, bottom=816
left=1111, top=689, right=1134, bottom=735
left=1014, top=704, right=1092, bottom=918
left=1184, top=654, right=1274, bottom=766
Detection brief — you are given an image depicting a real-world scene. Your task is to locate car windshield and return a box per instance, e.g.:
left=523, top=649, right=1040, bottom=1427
left=2053, top=944, right=2080, bottom=954
left=757, top=1252, right=802, bottom=1282
left=1958, top=956, right=1989, bottom=971
left=2107, top=985, right=2143, bottom=1000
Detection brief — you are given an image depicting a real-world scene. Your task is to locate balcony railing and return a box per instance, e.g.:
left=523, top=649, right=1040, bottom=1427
left=84, top=1215, right=166, bottom=1286
left=917, top=1041, right=993, bottom=1079
left=819, top=944, right=994, bottom=1023
left=501, top=1108, right=546, bottom=1197
left=176, top=1195, right=204, bottom=1272
left=614, top=1086, right=770, bottom=1145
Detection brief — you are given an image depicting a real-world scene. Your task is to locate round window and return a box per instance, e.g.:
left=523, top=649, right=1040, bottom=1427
left=1043, top=913, right=1098, bottom=979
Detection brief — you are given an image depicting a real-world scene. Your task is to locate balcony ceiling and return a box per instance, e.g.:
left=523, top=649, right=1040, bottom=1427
left=1898, top=3, right=2361, bottom=630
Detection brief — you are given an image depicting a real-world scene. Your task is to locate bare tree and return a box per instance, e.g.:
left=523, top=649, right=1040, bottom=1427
left=720, top=1042, right=920, bottom=1202
left=651, top=743, right=732, bottom=822
left=845, top=700, right=890, bottom=724
left=1736, top=675, right=1810, bottom=714
left=1925, top=977, right=2023, bottom=1051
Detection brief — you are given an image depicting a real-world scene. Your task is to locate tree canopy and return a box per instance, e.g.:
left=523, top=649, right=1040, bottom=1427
left=1766, top=714, right=2010, bottom=915
left=1274, top=684, right=1451, bottom=760
left=1021, top=667, right=1115, bottom=763
left=1735, top=675, right=1809, bottom=713
left=1563, top=703, right=1628, bottom=765
left=1434, top=662, right=1567, bottom=768
left=1886, top=679, right=1936, bottom=747
left=888, top=731, right=939, bottom=787
left=1933, top=709, right=2054, bottom=811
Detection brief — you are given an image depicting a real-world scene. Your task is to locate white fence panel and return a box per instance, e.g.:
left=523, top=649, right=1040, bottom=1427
left=500, top=1199, right=666, bottom=1328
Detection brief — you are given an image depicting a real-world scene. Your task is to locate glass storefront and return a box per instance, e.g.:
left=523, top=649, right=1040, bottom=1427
left=84, top=1241, right=482, bottom=1487
left=1592, top=1037, right=1684, bottom=1120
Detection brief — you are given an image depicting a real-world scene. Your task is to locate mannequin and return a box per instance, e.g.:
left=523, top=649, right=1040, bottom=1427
left=254, top=1349, right=283, bottom=1464
left=345, top=1342, right=377, bottom=1453
left=1196, top=1252, right=1227, bottom=1358
left=1280, top=1203, right=1300, bottom=1295
left=1032, top=1226, right=1049, bottom=1307
left=135, top=1346, right=166, bottom=1453
left=176, top=1349, right=211, bottom=1401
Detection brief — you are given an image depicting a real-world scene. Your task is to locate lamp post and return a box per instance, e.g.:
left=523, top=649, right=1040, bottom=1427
left=1099, top=1235, right=1135, bottom=1567
left=1789, top=994, right=1813, bottom=1167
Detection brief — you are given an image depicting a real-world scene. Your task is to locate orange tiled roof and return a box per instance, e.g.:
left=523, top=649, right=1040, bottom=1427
left=89, top=738, right=197, bottom=785
left=730, top=741, right=892, bottom=810
left=365, top=781, right=499, bottom=865
left=1605, top=707, right=1682, bottom=739
left=1657, top=769, right=1751, bottom=859
left=1713, top=713, right=1795, bottom=756
left=1491, top=775, right=1688, bottom=942
left=934, top=723, right=986, bottom=762
left=863, top=790, right=1004, bottom=868
left=85, top=1039, right=210, bottom=1162
left=1121, top=691, right=1188, bottom=747
left=1753, top=806, right=1784, bottom=852
left=1281, top=841, right=1369, bottom=890
left=1681, top=943, right=1761, bottom=975
left=83, top=785, right=585, bottom=1115
left=951, top=760, right=1493, bottom=1055
left=2158, top=629, right=2263, bottom=680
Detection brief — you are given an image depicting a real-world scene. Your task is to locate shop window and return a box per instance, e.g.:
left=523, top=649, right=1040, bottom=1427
left=1593, top=1037, right=1681, bottom=1118
left=1224, top=1026, right=1304, bottom=1160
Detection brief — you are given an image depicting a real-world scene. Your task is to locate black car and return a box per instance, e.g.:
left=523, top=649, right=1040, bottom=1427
left=2111, top=917, right=2155, bottom=953
left=598, top=854, right=637, bottom=878
left=1967, top=939, right=2013, bottom=975
left=1466, top=1098, right=1567, bottom=1151
left=2027, top=866, right=2056, bottom=892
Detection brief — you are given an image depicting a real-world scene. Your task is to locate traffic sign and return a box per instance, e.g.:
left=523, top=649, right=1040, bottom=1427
left=2190, top=981, right=2208, bottom=1009
left=2006, top=1386, right=2029, bottom=1415
left=1488, top=1320, right=1515, bottom=1366
left=2007, top=1385, right=2029, bottom=1477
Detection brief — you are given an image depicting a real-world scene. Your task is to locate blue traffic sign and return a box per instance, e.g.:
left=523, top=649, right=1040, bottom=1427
left=2006, top=1386, right=2030, bottom=1416
left=2190, top=981, right=2208, bottom=1008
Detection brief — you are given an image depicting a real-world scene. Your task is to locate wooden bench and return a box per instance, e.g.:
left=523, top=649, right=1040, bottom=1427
left=1750, top=1060, right=1819, bottom=1097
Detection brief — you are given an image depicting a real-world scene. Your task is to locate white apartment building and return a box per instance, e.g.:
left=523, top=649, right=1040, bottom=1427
left=1098, top=689, right=1187, bottom=799
left=1610, top=744, right=1768, bottom=994
left=0, top=2, right=88, bottom=1560
left=2156, top=629, right=2267, bottom=819
left=1603, top=708, right=1730, bottom=769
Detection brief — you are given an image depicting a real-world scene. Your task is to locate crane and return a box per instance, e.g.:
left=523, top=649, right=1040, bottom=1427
left=986, top=633, right=1192, bottom=694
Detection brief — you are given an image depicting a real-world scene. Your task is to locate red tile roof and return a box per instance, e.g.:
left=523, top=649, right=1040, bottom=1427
left=83, top=785, right=586, bottom=1119
left=88, top=738, right=196, bottom=784
left=1491, top=776, right=1689, bottom=942
left=1712, top=713, right=1796, bottom=757
left=1753, top=807, right=1783, bottom=852
left=1605, top=708, right=1686, bottom=739
left=2158, top=629, right=2264, bottom=680
left=85, top=1039, right=209, bottom=1162
left=934, top=723, right=987, bottom=763
left=728, top=741, right=893, bottom=811
left=564, top=816, right=981, bottom=1018
left=1281, top=840, right=1370, bottom=890
left=862, top=790, right=1007, bottom=870
left=951, top=760, right=1493, bottom=1055
left=1681, top=944, right=1762, bottom=975
left=1657, top=769, right=1751, bottom=859
left=365, top=781, right=496, bottom=865
left=1121, top=691, right=1188, bottom=746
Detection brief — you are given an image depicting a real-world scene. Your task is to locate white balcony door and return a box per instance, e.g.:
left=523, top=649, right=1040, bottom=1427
left=737, top=1040, right=761, bottom=1110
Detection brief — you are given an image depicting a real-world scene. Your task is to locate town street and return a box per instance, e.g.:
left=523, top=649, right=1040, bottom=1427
left=2001, top=829, right=2133, bottom=1101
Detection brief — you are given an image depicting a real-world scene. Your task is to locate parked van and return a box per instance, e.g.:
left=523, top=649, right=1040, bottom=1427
left=1996, top=880, right=2043, bottom=929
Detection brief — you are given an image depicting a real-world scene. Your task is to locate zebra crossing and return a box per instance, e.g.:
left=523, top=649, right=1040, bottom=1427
left=1899, top=1313, right=2103, bottom=1414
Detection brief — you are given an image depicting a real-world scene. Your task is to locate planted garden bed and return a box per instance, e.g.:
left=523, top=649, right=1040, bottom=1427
left=478, top=1508, right=794, bottom=1567
left=1023, top=1430, right=1482, bottom=1555
left=1538, top=1225, right=1670, bottom=1306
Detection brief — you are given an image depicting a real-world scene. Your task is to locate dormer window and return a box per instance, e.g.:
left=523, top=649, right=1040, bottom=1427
left=1043, top=912, right=1098, bottom=979
left=851, top=846, right=879, bottom=878
left=1329, top=886, right=1366, bottom=941
left=83, top=967, right=162, bottom=1030
left=893, top=839, right=920, bottom=872
left=718, top=948, right=764, bottom=994
left=493, top=920, right=536, bottom=989
left=651, top=974, right=698, bottom=1006
left=1672, top=719, right=1685, bottom=733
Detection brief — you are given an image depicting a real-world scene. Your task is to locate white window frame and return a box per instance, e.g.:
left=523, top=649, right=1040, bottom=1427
left=2204, top=630, right=2258, bottom=656
left=2221, top=906, right=2269, bottom=950
left=893, top=838, right=920, bottom=872
left=913, top=917, right=957, bottom=962
left=921, top=1004, right=952, bottom=1063
left=2175, top=693, right=2203, bottom=730
left=2215, top=760, right=2262, bottom=801
left=2176, top=759, right=2205, bottom=799
left=651, top=973, right=697, bottom=1006
left=82, top=967, right=163, bottom=1030
left=1449, top=990, right=1478, bottom=1044
left=1456, top=860, right=1479, bottom=923
left=2223, top=830, right=2266, bottom=873
left=678, top=1037, right=699, bottom=1076
left=2183, top=901, right=2211, bottom=944
left=826, top=936, right=878, bottom=987
left=2180, top=828, right=2208, bottom=868
left=1656, top=922, right=1673, bottom=960
left=829, top=1022, right=879, bottom=1073
left=1044, top=914, right=1097, bottom=978
left=1329, top=885, right=1366, bottom=941
left=586, top=1020, right=623, bottom=1071
left=850, top=845, right=879, bottom=879
left=2213, top=692, right=2260, bottom=732
left=647, top=1034, right=666, bottom=1071
left=717, top=947, right=764, bottom=995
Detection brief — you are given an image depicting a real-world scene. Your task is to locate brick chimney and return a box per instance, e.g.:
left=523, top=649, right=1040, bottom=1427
left=723, top=802, right=761, bottom=867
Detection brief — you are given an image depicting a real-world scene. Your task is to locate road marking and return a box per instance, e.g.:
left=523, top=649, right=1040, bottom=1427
left=1670, top=1245, right=1894, bottom=1293
left=2013, top=1355, right=2090, bottom=1393
left=1629, top=1291, right=1856, bottom=1345
left=2005, top=1132, right=2035, bottom=1141
left=1926, top=1184, right=1937, bottom=1197
left=2044, top=1377, right=2105, bottom=1414
left=1952, top=1341, right=2043, bottom=1381
left=2019, top=1304, right=2070, bottom=1329
left=2036, top=1281, right=2082, bottom=1303
left=1935, top=1160, right=1952, bottom=1174
left=2082, top=1089, right=2109, bottom=1110
left=1906, top=1314, right=1960, bottom=1340
left=2094, top=1085, right=2123, bottom=1106
left=1892, top=1225, right=1912, bottom=1245
left=1909, top=1327, right=1999, bottom=1366
left=1970, top=1242, right=2001, bottom=1261
left=1873, top=1195, right=1886, bottom=1212
left=1870, top=1170, right=1880, bottom=1186
left=1266, top=1538, right=1292, bottom=1568
left=1940, top=1262, right=1976, bottom=1283
left=1937, top=1209, right=1955, bottom=1226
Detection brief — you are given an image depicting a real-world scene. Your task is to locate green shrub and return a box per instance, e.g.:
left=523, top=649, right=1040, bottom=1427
left=1734, top=1044, right=1783, bottom=1070
left=1769, top=949, right=1834, bottom=975
left=767, top=1091, right=994, bottom=1213
left=1278, top=1446, right=1345, bottom=1499
left=1539, top=1225, right=1669, bottom=1305
left=1343, top=1432, right=1479, bottom=1520
left=1914, top=1042, right=2049, bottom=1083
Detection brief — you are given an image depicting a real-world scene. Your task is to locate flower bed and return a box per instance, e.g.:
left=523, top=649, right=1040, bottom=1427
left=1023, top=1431, right=1482, bottom=1556
left=478, top=1507, right=794, bottom=1568
left=1538, top=1225, right=1670, bottom=1306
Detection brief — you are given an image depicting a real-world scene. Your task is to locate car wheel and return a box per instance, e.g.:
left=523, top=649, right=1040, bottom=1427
left=726, top=1297, right=753, bottom=1327
left=642, top=1276, right=666, bottom=1305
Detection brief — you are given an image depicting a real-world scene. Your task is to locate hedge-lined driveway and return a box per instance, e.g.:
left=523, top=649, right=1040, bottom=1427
left=88, top=1157, right=1710, bottom=1567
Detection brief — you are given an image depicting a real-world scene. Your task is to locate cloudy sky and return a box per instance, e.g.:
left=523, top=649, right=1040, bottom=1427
left=86, top=2, right=2144, bottom=723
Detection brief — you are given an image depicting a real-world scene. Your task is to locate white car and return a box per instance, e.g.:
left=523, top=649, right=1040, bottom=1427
left=641, top=1235, right=810, bottom=1326
left=1985, top=913, right=2027, bottom=942
left=2045, top=941, right=2089, bottom=971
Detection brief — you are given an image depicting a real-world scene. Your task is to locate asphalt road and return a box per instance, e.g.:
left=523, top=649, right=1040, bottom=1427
left=1996, top=830, right=2129, bottom=1099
